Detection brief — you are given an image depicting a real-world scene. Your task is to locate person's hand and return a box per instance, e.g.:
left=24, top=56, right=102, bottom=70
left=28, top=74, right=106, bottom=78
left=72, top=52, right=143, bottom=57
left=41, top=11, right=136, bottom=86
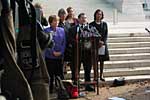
left=99, top=41, right=104, bottom=48
left=53, top=51, right=62, bottom=57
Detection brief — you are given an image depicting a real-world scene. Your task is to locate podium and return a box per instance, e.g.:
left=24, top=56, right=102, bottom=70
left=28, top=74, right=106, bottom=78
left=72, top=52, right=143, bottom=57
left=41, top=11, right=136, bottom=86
left=74, top=25, right=101, bottom=95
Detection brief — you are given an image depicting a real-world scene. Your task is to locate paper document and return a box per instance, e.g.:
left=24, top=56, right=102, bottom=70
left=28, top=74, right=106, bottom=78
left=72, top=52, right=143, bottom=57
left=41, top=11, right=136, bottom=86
left=108, top=97, right=126, bottom=100
left=98, top=45, right=105, bottom=55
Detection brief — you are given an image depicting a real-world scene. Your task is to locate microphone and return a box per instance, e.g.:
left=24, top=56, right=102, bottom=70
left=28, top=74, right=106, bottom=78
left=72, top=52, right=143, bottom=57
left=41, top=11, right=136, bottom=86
left=83, top=25, right=90, bottom=32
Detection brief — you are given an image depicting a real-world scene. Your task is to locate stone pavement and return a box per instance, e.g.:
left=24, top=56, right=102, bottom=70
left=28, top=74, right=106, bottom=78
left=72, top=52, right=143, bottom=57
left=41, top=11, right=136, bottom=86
left=49, top=80, right=150, bottom=100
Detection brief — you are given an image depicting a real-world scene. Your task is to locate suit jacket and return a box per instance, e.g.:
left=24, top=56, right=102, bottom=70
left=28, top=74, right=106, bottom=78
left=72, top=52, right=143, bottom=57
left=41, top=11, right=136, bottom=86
left=58, top=21, right=72, bottom=61
left=68, top=25, right=78, bottom=46
left=68, top=24, right=94, bottom=63
left=90, top=21, right=108, bottom=44
left=69, top=24, right=100, bottom=49
left=90, top=21, right=110, bottom=61
left=58, top=21, right=71, bottom=36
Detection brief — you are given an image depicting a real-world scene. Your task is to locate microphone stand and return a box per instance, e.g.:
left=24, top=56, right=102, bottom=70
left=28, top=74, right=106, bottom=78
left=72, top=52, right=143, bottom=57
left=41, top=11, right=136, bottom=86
left=80, top=25, right=100, bottom=95
left=91, top=30, right=100, bottom=95
left=75, top=26, right=80, bottom=97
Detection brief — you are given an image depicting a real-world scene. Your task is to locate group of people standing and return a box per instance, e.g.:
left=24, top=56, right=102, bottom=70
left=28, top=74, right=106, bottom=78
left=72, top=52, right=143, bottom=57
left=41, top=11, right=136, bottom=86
left=0, top=0, right=109, bottom=99
left=35, top=3, right=110, bottom=93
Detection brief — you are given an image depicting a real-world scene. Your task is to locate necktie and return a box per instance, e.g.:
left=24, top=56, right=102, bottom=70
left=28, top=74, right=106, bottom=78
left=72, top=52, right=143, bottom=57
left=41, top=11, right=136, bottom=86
left=81, top=24, right=84, bottom=29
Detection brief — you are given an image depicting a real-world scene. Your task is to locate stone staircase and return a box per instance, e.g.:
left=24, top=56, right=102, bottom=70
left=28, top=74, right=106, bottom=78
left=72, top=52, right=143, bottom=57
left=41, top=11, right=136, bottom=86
left=104, top=32, right=150, bottom=79
left=66, top=32, right=150, bottom=82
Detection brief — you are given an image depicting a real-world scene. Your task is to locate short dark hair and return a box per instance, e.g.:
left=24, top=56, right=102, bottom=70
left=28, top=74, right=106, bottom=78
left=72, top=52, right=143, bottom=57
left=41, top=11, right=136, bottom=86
left=66, top=7, right=73, bottom=13
left=58, top=8, right=66, bottom=17
left=78, top=13, right=85, bottom=19
left=48, top=15, right=57, bottom=24
left=94, top=9, right=104, bottom=21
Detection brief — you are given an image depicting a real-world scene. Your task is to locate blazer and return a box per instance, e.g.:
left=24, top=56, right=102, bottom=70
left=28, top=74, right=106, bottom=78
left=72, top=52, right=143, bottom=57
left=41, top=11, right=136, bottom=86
left=44, top=27, right=66, bottom=59
left=90, top=21, right=109, bottom=61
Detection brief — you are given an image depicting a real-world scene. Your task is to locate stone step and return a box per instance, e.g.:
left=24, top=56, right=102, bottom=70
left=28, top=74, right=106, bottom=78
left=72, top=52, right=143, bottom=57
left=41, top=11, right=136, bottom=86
left=123, top=3, right=144, bottom=15
left=103, top=75, right=150, bottom=86
left=108, top=37, right=150, bottom=43
left=110, top=53, right=150, bottom=61
left=103, top=67, right=150, bottom=77
left=66, top=67, right=150, bottom=79
left=108, top=21, right=150, bottom=35
left=109, top=47, right=150, bottom=54
left=109, top=32, right=150, bottom=37
left=66, top=60, right=150, bottom=72
left=65, top=75, right=150, bottom=87
left=123, top=0, right=142, bottom=4
left=104, top=59, right=150, bottom=69
left=122, top=0, right=145, bottom=22
left=108, top=42, right=150, bottom=48
left=108, top=22, right=150, bottom=29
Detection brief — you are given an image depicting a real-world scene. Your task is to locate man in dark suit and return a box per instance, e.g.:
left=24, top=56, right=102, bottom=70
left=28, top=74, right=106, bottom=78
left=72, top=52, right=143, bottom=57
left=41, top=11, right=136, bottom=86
left=69, top=13, right=95, bottom=91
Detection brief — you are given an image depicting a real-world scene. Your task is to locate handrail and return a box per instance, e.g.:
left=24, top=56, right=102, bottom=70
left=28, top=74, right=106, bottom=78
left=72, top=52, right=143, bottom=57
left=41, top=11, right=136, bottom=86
left=145, top=28, right=150, bottom=34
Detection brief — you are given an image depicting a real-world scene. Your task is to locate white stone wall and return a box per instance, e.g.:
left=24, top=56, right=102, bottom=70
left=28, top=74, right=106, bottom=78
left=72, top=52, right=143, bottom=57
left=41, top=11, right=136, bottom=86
left=106, top=0, right=123, bottom=12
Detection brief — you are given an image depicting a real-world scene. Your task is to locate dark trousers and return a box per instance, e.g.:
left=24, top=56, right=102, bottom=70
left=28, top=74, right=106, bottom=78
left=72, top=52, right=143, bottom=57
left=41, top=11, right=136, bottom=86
left=71, top=49, right=92, bottom=82
left=45, top=58, right=64, bottom=92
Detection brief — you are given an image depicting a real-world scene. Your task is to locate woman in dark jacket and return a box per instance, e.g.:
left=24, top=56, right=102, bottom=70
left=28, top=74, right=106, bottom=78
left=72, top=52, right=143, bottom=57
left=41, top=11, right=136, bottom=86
left=58, top=8, right=71, bottom=61
left=90, top=9, right=109, bottom=81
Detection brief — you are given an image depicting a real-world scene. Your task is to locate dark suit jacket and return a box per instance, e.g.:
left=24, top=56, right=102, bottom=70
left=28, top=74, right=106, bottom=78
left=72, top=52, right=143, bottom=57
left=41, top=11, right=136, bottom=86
left=90, top=21, right=108, bottom=44
left=58, top=21, right=71, bottom=43
left=68, top=24, right=93, bottom=65
left=90, top=21, right=109, bottom=61
left=68, top=25, right=78, bottom=46
left=58, top=21, right=71, bottom=61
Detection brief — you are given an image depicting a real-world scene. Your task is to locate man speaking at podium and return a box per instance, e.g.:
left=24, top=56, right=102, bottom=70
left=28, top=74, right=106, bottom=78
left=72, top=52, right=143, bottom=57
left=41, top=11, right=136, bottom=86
left=69, top=13, right=100, bottom=91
